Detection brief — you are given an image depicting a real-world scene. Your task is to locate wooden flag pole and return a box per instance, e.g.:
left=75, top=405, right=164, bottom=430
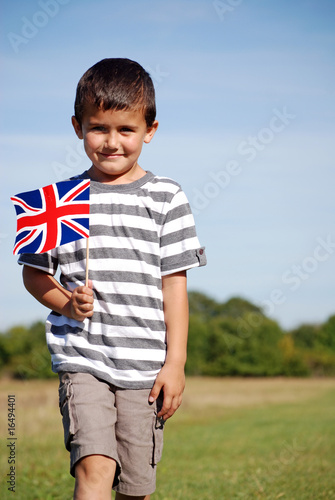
left=85, top=237, right=89, bottom=287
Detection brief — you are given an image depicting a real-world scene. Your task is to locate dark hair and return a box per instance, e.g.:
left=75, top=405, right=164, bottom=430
left=74, top=58, right=156, bottom=127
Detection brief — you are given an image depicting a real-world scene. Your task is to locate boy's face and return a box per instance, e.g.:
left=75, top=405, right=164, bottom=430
left=72, top=104, right=158, bottom=184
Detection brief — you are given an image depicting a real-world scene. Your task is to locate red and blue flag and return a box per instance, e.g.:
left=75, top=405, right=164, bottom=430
left=11, top=179, right=90, bottom=255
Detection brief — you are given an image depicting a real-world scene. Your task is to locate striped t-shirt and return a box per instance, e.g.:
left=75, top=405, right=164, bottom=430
left=18, top=171, right=206, bottom=389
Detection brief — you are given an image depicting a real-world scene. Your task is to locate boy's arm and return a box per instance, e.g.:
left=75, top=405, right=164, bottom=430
left=149, top=270, right=189, bottom=420
left=22, top=265, right=94, bottom=322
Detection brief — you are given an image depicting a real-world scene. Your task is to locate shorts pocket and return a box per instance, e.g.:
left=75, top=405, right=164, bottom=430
left=150, top=394, right=165, bottom=466
left=58, top=374, right=78, bottom=451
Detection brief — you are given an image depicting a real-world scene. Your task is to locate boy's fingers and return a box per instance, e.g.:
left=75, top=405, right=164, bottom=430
left=157, top=394, right=172, bottom=418
left=148, top=390, right=158, bottom=403
left=148, top=381, right=162, bottom=403
left=82, top=286, right=94, bottom=296
left=160, top=393, right=183, bottom=420
left=83, top=293, right=94, bottom=304
left=76, top=294, right=93, bottom=306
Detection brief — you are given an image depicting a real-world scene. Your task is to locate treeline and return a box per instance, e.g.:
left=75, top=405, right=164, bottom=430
left=1, top=292, right=335, bottom=379
left=187, top=292, right=335, bottom=377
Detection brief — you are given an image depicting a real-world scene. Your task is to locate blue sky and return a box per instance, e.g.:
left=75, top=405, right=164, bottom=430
left=1, top=0, right=334, bottom=331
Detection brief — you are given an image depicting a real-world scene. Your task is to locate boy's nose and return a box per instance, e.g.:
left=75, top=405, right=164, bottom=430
left=105, top=132, right=118, bottom=150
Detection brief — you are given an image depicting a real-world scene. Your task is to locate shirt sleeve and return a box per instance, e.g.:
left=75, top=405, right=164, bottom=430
left=160, top=188, right=206, bottom=276
left=17, top=249, right=58, bottom=276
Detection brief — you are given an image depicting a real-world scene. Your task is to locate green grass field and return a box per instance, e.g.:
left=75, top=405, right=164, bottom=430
left=1, top=377, right=335, bottom=499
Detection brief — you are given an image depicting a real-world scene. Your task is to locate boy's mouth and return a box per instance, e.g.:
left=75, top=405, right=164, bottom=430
left=100, top=152, right=124, bottom=159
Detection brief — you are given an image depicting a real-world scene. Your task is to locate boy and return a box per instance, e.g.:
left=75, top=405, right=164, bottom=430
left=19, top=58, right=206, bottom=500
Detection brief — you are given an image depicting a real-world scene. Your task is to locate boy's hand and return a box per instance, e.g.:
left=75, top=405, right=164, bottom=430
left=70, top=280, right=94, bottom=322
left=149, top=362, right=185, bottom=420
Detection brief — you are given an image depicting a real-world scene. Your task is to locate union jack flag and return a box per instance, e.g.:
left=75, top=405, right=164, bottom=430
left=11, top=179, right=90, bottom=255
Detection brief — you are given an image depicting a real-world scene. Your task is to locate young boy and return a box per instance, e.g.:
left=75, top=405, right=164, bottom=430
left=19, top=58, right=206, bottom=500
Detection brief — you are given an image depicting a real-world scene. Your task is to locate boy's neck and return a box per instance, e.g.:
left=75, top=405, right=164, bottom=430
left=87, top=163, right=147, bottom=185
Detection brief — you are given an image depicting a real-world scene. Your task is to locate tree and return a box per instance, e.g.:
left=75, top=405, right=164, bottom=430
left=0, top=321, right=55, bottom=379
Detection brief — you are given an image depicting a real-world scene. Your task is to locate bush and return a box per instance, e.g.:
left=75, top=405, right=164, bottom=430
left=0, top=321, right=55, bottom=379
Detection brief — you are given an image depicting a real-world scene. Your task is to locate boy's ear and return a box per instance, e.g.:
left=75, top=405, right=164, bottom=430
left=144, top=120, right=159, bottom=144
left=71, top=116, right=83, bottom=139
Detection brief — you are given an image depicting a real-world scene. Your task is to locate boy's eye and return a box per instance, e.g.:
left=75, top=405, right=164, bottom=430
left=91, top=126, right=105, bottom=132
left=120, top=127, right=134, bottom=133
